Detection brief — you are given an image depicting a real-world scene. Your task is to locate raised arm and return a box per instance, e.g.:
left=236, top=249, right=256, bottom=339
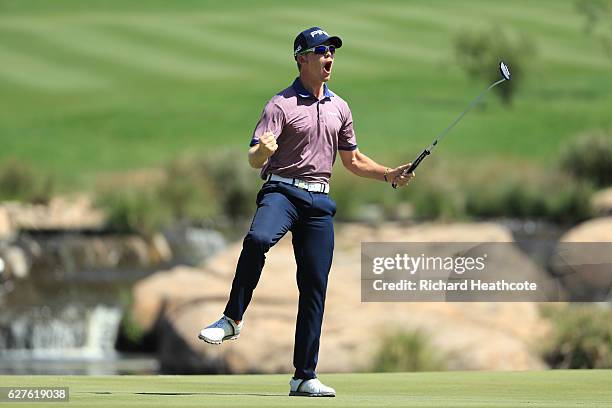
left=339, top=148, right=414, bottom=187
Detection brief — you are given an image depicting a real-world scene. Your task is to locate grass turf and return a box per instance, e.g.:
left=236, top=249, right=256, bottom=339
left=1, top=371, right=612, bottom=407
left=0, top=0, right=611, bottom=189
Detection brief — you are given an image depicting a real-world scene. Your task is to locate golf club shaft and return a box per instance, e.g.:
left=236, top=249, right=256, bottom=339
left=392, top=78, right=507, bottom=189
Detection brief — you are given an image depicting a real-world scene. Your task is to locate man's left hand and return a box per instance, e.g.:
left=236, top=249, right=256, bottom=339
left=388, top=163, right=415, bottom=187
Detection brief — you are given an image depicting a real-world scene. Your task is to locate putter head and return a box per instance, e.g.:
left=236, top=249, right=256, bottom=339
left=499, top=61, right=511, bottom=81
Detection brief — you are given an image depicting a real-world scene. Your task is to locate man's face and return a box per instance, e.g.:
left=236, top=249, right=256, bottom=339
left=298, top=43, right=335, bottom=82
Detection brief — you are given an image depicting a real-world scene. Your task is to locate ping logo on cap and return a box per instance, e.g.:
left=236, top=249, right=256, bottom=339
left=310, top=29, right=328, bottom=38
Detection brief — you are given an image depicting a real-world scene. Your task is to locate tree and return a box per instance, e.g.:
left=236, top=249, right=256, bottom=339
left=454, top=27, right=536, bottom=106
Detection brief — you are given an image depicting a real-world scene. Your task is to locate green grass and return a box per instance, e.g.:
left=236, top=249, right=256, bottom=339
left=2, top=371, right=612, bottom=407
left=0, top=0, right=611, bottom=189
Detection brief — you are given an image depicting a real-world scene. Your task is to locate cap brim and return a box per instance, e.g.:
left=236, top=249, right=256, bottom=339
left=315, top=35, right=342, bottom=49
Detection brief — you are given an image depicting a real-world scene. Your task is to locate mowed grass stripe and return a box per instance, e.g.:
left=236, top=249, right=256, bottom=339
left=1, top=21, right=247, bottom=81
left=350, top=1, right=607, bottom=70
left=0, top=43, right=110, bottom=90
left=94, top=18, right=289, bottom=67
left=181, top=9, right=403, bottom=75
left=444, top=0, right=583, bottom=31
left=0, top=26, right=151, bottom=90
left=56, top=24, right=247, bottom=80
left=399, top=1, right=609, bottom=68
left=252, top=12, right=445, bottom=72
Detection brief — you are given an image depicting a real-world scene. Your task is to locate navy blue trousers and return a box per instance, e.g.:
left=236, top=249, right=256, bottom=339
left=224, top=181, right=336, bottom=380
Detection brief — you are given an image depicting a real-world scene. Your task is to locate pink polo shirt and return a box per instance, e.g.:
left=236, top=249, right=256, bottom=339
left=250, top=78, right=358, bottom=184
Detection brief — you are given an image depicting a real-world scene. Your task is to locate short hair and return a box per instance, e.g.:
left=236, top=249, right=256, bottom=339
left=296, top=54, right=304, bottom=72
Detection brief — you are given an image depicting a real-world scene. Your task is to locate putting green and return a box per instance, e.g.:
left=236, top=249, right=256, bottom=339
left=1, top=370, right=611, bottom=407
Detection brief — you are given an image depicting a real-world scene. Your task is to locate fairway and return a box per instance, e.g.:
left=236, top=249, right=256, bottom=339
left=2, top=371, right=612, bottom=407
left=1, top=0, right=611, bottom=187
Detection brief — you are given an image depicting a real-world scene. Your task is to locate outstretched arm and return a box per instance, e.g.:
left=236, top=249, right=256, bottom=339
left=339, top=149, right=415, bottom=187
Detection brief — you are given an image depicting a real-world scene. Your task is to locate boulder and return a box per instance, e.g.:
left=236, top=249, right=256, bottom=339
left=0, top=207, right=13, bottom=239
left=133, top=222, right=549, bottom=374
left=592, top=188, right=612, bottom=216
left=558, top=217, right=612, bottom=242
left=551, top=217, right=612, bottom=300
left=0, top=194, right=105, bottom=232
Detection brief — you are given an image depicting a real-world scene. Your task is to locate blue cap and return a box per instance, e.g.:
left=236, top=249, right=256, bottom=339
left=293, top=27, right=342, bottom=58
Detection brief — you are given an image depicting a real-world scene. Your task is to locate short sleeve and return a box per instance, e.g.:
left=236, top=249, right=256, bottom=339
left=250, top=101, right=285, bottom=147
left=338, top=106, right=358, bottom=151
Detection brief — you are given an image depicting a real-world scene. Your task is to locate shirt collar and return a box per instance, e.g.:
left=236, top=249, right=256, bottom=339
left=292, top=77, right=334, bottom=100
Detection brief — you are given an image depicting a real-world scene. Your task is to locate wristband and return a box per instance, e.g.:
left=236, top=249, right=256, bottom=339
left=383, top=168, right=390, bottom=182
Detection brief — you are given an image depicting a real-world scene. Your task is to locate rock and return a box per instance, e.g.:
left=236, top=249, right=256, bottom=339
left=163, top=227, right=226, bottom=266
left=150, top=233, right=173, bottom=263
left=592, top=188, right=612, bottom=216
left=0, top=207, right=13, bottom=239
left=19, top=233, right=171, bottom=280
left=135, top=222, right=549, bottom=374
left=551, top=217, right=612, bottom=300
left=559, top=216, right=612, bottom=242
left=2, top=246, right=29, bottom=279
left=0, top=194, right=105, bottom=232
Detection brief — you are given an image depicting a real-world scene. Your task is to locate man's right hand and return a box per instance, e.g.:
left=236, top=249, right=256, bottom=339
left=248, top=131, right=278, bottom=169
left=258, top=131, right=278, bottom=158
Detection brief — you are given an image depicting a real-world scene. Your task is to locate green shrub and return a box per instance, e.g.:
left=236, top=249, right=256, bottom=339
left=0, top=158, right=55, bottom=204
left=558, top=132, right=612, bottom=187
left=465, top=181, right=547, bottom=219
left=331, top=172, right=391, bottom=221
left=454, top=27, right=536, bottom=105
left=330, top=179, right=365, bottom=221
left=575, top=0, right=609, bottom=33
left=464, top=176, right=593, bottom=223
left=96, top=187, right=172, bottom=235
left=158, top=157, right=220, bottom=221
left=546, top=181, right=594, bottom=223
left=202, top=150, right=261, bottom=220
left=372, top=330, right=446, bottom=372
left=96, top=150, right=262, bottom=234
left=540, top=304, right=612, bottom=369
left=411, top=185, right=465, bottom=221
left=117, top=289, right=145, bottom=346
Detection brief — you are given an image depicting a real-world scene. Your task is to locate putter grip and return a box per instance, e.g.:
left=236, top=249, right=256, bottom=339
left=392, top=149, right=430, bottom=189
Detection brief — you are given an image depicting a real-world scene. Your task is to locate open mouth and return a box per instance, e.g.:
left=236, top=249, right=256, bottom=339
left=323, top=61, right=333, bottom=74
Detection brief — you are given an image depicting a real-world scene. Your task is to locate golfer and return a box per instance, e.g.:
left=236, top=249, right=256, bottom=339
left=199, top=26, right=414, bottom=397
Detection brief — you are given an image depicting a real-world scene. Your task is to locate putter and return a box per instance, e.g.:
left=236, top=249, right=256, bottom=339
left=393, top=61, right=512, bottom=188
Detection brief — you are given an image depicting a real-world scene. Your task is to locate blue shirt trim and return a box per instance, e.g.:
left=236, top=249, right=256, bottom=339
left=338, top=144, right=358, bottom=151
left=292, top=77, right=334, bottom=99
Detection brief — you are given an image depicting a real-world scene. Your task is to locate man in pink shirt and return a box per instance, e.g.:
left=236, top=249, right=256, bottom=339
left=199, top=26, right=414, bottom=397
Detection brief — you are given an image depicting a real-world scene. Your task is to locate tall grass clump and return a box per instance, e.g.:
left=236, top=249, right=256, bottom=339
left=96, top=186, right=172, bottom=235
left=558, top=131, right=612, bottom=187
left=0, top=159, right=55, bottom=204
left=540, top=304, right=612, bottom=369
left=464, top=176, right=593, bottom=224
left=372, top=331, right=446, bottom=372
left=96, top=150, right=261, bottom=234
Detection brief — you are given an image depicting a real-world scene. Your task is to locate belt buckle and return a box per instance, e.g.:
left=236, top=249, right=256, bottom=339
left=295, top=180, right=307, bottom=190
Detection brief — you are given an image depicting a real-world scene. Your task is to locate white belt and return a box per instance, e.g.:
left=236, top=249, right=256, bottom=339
left=267, top=174, right=330, bottom=194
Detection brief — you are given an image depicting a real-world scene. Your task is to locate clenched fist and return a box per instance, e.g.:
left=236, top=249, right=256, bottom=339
left=258, top=131, right=278, bottom=158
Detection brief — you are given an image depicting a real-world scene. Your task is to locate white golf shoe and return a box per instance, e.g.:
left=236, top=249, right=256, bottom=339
left=289, top=378, right=336, bottom=397
left=198, top=315, right=242, bottom=345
